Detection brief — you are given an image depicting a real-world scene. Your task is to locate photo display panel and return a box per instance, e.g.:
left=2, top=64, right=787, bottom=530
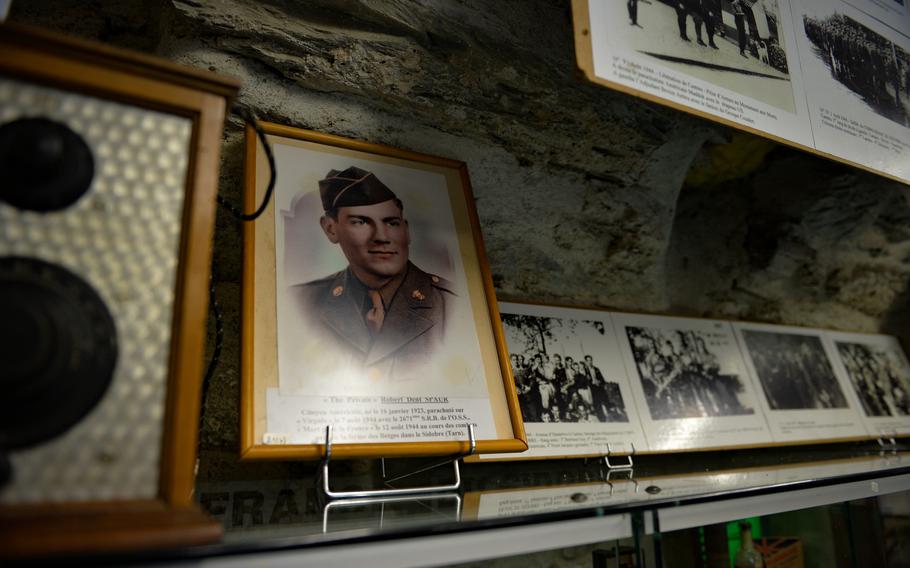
left=579, top=0, right=813, bottom=148
left=827, top=331, right=910, bottom=437
left=613, top=313, right=771, bottom=451
left=793, top=0, right=910, bottom=181
left=457, top=301, right=910, bottom=461
left=479, top=303, right=648, bottom=460
left=574, top=0, right=910, bottom=183
left=733, top=322, right=869, bottom=442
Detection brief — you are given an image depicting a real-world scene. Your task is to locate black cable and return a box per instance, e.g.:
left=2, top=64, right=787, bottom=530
left=199, top=107, right=276, bottom=436
left=216, top=107, right=277, bottom=222
left=198, top=270, right=224, bottom=435
left=0, top=452, right=11, bottom=490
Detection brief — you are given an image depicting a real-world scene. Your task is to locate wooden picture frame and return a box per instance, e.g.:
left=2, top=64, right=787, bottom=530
left=0, top=23, right=238, bottom=557
left=241, top=122, right=526, bottom=460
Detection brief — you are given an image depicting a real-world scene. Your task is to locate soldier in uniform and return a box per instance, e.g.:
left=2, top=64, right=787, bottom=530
left=627, top=0, right=640, bottom=27
left=675, top=0, right=692, bottom=42
left=287, top=166, right=455, bottom=383
left=583, top=354, right=610, bottom=422
left=731, top=0, right=748, bottom=57
left=695, top=0, right=720, bottom=49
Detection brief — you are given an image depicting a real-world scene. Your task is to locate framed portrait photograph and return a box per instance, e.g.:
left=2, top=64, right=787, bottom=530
left=241, top=122, right=526, bottom=460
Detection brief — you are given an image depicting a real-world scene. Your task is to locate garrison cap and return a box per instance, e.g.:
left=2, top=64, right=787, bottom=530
left=319, top=166, right=397, bottom=212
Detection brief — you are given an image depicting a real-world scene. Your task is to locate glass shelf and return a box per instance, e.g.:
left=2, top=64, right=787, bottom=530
left=77, top=444, right=910, bottom=566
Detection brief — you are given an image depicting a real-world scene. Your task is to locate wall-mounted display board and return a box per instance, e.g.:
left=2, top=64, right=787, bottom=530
left=572, top=0, right=910, bottom=183
left=241, top=123, right=526, bottom=460
left=478, top=302, right=910, bottom=461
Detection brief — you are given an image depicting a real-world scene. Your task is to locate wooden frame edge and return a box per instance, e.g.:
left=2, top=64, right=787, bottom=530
left=159, top=92, right=228, bottom=505
left=240, top=122, right=259, bottom=460
left=0, top=22, right=240, bottom=99
left=473, top=433, right=885, bottom=462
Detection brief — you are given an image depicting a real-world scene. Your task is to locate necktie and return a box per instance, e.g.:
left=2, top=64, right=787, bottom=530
left=366, top=289, right=385, bottom=334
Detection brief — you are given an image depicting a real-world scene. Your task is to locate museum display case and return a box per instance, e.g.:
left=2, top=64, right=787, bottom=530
left=4, top=1, right=910, bottom=565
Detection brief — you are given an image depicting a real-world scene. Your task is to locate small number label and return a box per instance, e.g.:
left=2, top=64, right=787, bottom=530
left=263, top=433, right=289, bottom=445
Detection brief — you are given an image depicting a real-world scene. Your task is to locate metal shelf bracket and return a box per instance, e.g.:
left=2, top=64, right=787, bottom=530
left=321, top=423, right=476, bottom=500
left=603, top=442, right=634, bottom=471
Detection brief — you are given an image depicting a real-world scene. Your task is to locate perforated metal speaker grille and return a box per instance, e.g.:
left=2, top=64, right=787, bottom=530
left=0, top=78, right=192, bottom=503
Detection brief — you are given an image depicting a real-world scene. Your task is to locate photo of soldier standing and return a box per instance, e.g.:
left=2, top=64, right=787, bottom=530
left=627, top=0, right=640, bottom=26
left=696, top=0, right=720, bottom=49
left=732, top=0, right=749, bottom=56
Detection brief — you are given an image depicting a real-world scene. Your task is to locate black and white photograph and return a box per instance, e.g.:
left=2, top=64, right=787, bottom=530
left=802, top=10, right=910, bottom=127
left=740, top=330, right=848, bottom=410
left=793, top=0, right=910, bottom=183
left=501, top=313, right=629, bottom=424
left=626, top=326, right=755, bottom=419
left=616, top=314, right=770, bottom=451
left=604, top=0, right=796, bottom=112
left=481, top=303, right=647, bottom=462
left=835, top=341, right=910, bottom=417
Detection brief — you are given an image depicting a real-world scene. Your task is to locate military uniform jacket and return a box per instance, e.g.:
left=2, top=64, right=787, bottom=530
left=288, top=261, right=455, bottom=381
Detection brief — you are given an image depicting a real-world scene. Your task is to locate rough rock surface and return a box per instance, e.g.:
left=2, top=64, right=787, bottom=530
left=669, top=146, right=910, bottom=336
left=10, top=1, right=910, bottom=457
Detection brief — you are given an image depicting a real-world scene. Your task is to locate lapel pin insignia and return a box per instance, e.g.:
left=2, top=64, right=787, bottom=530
left=332, top=285, right=344, bottom=297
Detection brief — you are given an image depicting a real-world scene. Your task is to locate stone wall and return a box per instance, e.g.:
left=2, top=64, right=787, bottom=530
left=10, top=0, right=910, bottom=454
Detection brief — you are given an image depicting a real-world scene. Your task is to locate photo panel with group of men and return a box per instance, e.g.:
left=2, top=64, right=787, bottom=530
left=574, top=0, right=910, bottom=183
left=480, top=302, right=910, bottom=461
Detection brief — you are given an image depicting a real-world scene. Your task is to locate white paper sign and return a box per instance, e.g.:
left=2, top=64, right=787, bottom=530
left=265, top=389, right=496, bottom=445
